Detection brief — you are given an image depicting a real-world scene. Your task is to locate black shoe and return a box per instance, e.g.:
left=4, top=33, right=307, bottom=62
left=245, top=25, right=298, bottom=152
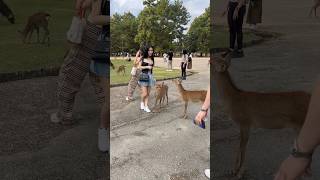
left=232, top=49, right=244, bottom=58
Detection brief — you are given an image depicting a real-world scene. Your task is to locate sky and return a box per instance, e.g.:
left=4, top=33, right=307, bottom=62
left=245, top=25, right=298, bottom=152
left=110, top=0, right=210, bottom=30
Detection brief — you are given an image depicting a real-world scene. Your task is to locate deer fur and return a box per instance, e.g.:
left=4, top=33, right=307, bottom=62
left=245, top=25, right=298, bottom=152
left=172, top=79, right=207, bottom=119
left=18, top=12, right=50, bottom=46
left=116, top=65, right=126, bottom=76
left=212, top=52, right=311, bottom=179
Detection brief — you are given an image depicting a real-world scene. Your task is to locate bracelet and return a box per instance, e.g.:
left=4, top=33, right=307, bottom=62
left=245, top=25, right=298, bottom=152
left=200, top=108, right=208, bottom=112
left=291, top=139, right=313, bottom=160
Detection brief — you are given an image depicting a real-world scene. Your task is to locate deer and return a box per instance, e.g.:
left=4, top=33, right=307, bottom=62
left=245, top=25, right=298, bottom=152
left=116, top=65, right=126, bottom=76
left=309, top=0, right=320, bottom=17
left=154, top=82, right=169, bottom=109
left=0, top=0, right=15, bottom=24
left=172, top=79, right=207, bottom=119
left=212, top=51, right=311, bottom=179
left=18, top=12, right=50, bottom=46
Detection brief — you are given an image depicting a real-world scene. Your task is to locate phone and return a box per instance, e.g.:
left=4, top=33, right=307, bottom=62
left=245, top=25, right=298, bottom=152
left=193, top=118, right=205, bottom=129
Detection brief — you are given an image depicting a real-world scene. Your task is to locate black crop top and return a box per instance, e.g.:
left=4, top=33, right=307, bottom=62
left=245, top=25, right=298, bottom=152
left=141, top=58, right=154, bottom=74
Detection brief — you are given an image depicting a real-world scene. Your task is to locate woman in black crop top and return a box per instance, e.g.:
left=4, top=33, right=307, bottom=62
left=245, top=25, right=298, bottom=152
left=138, top=46, right=155, bottom=113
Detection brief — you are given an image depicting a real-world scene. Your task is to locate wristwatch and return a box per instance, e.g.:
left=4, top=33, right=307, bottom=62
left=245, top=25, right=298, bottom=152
left=291, top=139, right=313, bottom=160
left=200, top=108, right=208, bottom=112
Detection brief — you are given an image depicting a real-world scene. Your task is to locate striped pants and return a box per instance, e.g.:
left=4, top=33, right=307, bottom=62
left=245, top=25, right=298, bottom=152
left=57, top=22, right=105, bottom=122
left=127, top=69, right=141, bottom=97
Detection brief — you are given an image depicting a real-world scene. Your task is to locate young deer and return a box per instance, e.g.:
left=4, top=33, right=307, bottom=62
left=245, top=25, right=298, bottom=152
left=154, top=82, right=169, bottom=109
left=172, top=79, right=207, bottom=119
left=18, top=12, right=50, bottom=46
left=212, top=52, right=311, bottom=179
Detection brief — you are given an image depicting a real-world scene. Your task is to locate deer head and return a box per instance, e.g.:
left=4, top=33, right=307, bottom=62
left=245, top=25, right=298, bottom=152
left=172, top=79, right=182, bottom=85
left=212, top=51, right=232, bottom=73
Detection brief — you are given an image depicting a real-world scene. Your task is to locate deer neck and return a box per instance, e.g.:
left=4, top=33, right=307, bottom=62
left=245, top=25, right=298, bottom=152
left=213, top=70, right=240, bottom=102
left=176, top=83, right=186, bottom=95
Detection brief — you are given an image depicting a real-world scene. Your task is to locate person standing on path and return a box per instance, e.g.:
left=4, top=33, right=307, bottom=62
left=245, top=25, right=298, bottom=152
left=126, top=49, right=142, bottom=101
left=181, top=50, right=188, bottom=80
left=222, top=0, right=246, bottom=58
left=138, top=46, right=155, bottom=113
left=167, top=50, right=173, bottom=71
left=246, top=0, right=262, bottom=30
left=50, top=0, right=110, bottom=152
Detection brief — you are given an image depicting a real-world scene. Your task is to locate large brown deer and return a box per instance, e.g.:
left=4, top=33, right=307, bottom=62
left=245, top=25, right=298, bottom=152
left=172, top=79, right=207, bottom=118
left=212, top=52, right=311, bottom=179
left=18, top=12, right=50, bottom=46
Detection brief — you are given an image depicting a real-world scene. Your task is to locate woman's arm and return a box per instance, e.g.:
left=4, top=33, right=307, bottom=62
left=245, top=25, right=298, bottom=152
left=195, top=87, right=210, bottom=125
left=90, top=0, right=110, bottom=25
left=274, top=79, right=320, bottom=180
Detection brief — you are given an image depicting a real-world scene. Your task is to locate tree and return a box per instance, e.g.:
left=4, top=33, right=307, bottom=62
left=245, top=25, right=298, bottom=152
left=111, top=12, right=139, bottom=53
left=135, top=0, right=190, bottom=52
left=186, top=7, right=210, bottom=56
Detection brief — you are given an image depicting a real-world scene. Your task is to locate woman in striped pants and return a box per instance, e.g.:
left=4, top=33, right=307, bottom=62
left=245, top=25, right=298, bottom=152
left=51, top=0, right=109, bottom=152
left=126, top=50, right=142, bottom=101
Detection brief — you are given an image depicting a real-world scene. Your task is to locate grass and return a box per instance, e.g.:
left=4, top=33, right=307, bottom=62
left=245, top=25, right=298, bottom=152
left=110, top=59, right=182, bottom=85
left=0, top=0, right=73, bottom=73
left=213, top=25, right=261, bottom=48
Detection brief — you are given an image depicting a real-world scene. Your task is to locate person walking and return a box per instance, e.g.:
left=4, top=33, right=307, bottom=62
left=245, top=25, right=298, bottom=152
left=126, top=49, right=142, bottom=101
left=181, top=50, right=188, bottom=80
left=246, top=0, right=262, bottom=30
left=167, top=50, right=173, bottom=71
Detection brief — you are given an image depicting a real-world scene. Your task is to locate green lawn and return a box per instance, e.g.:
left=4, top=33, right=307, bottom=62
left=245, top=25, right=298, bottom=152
left=213, top=25, right=261, bottom=48
left=0, top=0, right=73, bottom=73
left=111, top=59, right=181, bottom=85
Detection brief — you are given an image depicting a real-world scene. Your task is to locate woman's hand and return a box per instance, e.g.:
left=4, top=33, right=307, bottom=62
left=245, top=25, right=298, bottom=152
left=195, top=110, right=207, bottom=125
left=274, top=156, right=312, bottom=180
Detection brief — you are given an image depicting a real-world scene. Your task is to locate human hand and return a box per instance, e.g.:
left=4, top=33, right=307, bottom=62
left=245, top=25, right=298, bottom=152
left=274, top=156, right=312, bottom=180
left=233, top=8, right=239, bottom=20
left=195, top=111, right=207, bottom=125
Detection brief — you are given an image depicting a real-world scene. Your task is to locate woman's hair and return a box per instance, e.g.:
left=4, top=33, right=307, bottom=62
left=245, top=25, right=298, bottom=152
left=141, top=45, right=154, bottom=59
left=182, top=49, right=188, bottom=55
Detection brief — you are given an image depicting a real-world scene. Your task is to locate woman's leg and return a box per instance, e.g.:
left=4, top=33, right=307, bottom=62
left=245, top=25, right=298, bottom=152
left=181, top=62, right=184, bottom=78
left=228, top=2, right=237, bottom=50
left=144, top=86, right=151, bottom=108
left=141, top=86, right=148, bottom=106
left=236, top=6, right=246, bottom=50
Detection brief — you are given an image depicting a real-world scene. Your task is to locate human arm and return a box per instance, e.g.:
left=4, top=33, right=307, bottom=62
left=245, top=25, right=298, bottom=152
left=221, top=1, right=229, bottom=17
left=274, top=79, right=320, bottom=180
left=233, top=0, right=245, bottom=20
left=195, top=87, right=210, bottom=125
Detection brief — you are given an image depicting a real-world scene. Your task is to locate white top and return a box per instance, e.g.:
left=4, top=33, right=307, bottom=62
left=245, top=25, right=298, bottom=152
left=181, top=54, right=188, bottom=63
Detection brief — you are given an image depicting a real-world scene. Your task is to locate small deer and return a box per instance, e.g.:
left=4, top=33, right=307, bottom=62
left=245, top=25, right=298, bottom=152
left=212, top=51, right=311, bottom=179
left=0, top=0, right=15, bottom=24
left=18, top=12, right=50, bottom=46
left=116, top=65, right=126, bottom=76
left=172, top=79, right=207, bottom=119
left=154, top=82, right=169, bottom=109
left=309, top=0, right=320, bottom=17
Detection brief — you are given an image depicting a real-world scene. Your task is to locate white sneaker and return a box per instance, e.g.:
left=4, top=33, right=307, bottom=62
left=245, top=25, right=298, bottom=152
left=140, top=102, right=145, bottom=110
left=98, top=128, right=109, bottom=152
left=204, top=169, right=210, bottom=179
left=144, top=106, right=151, bottom=113
left=50, top=112, right=61, bottom=123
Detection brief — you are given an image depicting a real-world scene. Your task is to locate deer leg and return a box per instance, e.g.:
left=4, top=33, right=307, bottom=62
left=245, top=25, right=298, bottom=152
left=36, top=27, right=40, bottom=43
left=28, top=30, right=33, bottom=44
left=183, top=101, right=188, bottom=119
left=166, top=91, right=168, bottom=105
left=234, top=126, right=250, bottom=179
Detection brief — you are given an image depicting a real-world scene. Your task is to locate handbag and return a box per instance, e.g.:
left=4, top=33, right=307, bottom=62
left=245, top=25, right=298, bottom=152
left=66, top=9, right=85, bottom=44
left=131, top=67, right=137, bottom=76
left=139, top=73, right=149, bottom=82
left=91, top=0, right=113, bottom=68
